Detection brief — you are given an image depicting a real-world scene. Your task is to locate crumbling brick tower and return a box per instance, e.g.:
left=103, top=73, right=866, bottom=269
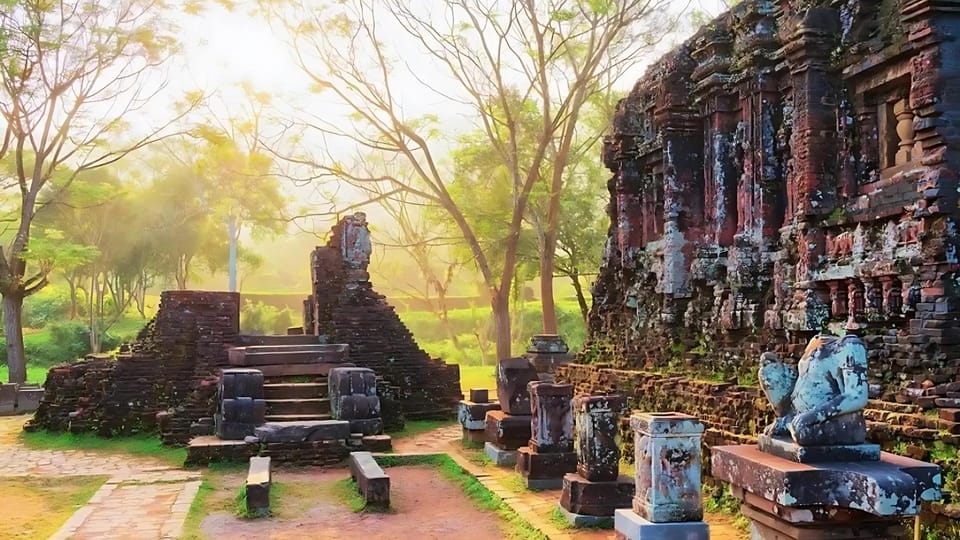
left=303, top=213, right=462, bottom=419
left=585, top=0, right=960, bottom=393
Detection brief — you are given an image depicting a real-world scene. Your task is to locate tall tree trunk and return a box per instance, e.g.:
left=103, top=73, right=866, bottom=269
left=570, top=271, right=589, bottom=322
left=67, top=275, right=78, bottom=320
left=3, top=292, right=26, bottom=384
left=492, top=289, right=511, bottom=361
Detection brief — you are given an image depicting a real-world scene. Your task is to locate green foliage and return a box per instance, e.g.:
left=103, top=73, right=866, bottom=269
left=332, top=477, right=371, bottom=513
left=22, top=287, right=71, bottom=328
left=386, top=419, right=456, bottom=441
left=0, top=321, right=122, bottom=367
left=19, top=430, right=186, bottom=467
left=239, top=301, right=295, bottom=335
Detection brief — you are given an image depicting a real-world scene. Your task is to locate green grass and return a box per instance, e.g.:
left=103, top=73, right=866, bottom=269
left=181, top=477, right=214, bottom=539
left=372, top=453, right=546, bottom=539
left=548, top=506, right=613, bottom=530
left=386, top=419, right=457, bottom=441
left=19, top=430, right=185, bottom=467
left=332, top=477, right=392, bottom=513
left=459, top=364, right=497, bottom=396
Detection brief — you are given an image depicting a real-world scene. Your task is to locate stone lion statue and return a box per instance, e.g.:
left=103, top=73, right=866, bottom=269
left=758, top=334, right=869, bottom=446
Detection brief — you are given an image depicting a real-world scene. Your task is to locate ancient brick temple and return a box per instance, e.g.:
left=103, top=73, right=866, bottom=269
left=561, top=0, right=960, bottom=526
left=587, top=0, right=960, bottom=388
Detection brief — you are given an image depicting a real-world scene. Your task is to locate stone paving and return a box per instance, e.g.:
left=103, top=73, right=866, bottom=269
left=0, top=416, right=199, bottom=540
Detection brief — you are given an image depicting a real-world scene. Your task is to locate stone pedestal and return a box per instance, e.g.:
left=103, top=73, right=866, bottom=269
left=560, top=394, right=632, bottom=525
left=329, top=367, right=383, bottom=436
left=712, top=445, right=941, bottom=540
left=496, top=357, right=538, bottom=414
left=614, top=412, right=708, bottom=540
left=458, top=392, right=500, bottom=431
left=525, top=334, right=575, bottom=379
left=516, top=382, right=576, bottom=489
left=484, top=410, right=531, bottom=452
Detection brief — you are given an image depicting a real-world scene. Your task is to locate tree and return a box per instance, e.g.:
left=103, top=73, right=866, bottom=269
left=0, top=0, right=199, bottom=383
left=263, top=0, right=673, bottom=362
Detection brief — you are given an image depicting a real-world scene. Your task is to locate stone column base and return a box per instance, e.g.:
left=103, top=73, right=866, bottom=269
left=484, top=441, right=518, bottom=466
left=516, top=447, right=577, bottom=489
left=613, top=509, right=709, bottom=540
left=559, top=472, right=634, bottom=516
left=458, top=399, right=500, bottom=430
left=484, top=410, right=531, bottom=450
left=742, top=502, right=907, bottom=539
left=462, top=427, right=486, bottom=446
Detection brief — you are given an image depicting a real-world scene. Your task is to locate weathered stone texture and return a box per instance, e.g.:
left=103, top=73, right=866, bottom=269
left=568, top=0, right=960, bottom=527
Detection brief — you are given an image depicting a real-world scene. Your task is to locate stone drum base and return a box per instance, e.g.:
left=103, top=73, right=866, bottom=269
left=559, top=473, right=634, bottom=517
left=515, top=447, right=577, bottom=489
left=614, top=509, right=708, bottom=540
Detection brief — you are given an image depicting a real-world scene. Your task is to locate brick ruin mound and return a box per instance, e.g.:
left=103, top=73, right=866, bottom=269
left=554, top=0, right=960, bottom=525
left=26, top=216, right=462, bottom=442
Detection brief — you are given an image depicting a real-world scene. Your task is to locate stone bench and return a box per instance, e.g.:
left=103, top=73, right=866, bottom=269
left=246, top=456, right=271, bottom=516
left=348, top=451, right=389, bottom=506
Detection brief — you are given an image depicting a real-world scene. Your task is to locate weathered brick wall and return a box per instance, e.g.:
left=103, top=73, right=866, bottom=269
left=27, top=291, right=240, bottom=439
left=304, top=217, right=462, bottom=419
left=582, top=0, right=960, bottom=523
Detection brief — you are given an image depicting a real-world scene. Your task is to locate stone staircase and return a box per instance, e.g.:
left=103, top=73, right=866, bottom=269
left=228, top=336, right=351, bottom=424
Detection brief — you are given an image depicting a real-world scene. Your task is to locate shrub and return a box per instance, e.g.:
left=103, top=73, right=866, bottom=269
left=240, top=301, right=296, bottom=335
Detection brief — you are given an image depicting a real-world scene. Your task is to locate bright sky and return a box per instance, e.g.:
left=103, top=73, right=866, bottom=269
left=157, top=1, right=731, bottom=235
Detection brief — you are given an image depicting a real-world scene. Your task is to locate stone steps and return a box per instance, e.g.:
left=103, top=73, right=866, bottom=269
left=228, top=346, right=349, bottom=366
left=236, top=334, right=324, bottom=346
left=265, top=398, right=331, bottom=416
left=263, top=383, right=327, bottom=400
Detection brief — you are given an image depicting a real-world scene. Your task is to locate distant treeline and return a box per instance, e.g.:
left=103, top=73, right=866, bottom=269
left=240, top=293, right=487, bottom=313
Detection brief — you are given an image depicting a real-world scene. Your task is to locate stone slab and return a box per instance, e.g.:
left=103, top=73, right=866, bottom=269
left=14, top=387, right=43, bottom=413
left=245, top=456, right=271, bottom=516
left=0, top=383, right=18, bottom=415
left=253, top=420, right=351, bottom=443
left=516, top=447, right=577, bottom=480
left=349, top=451, right=390, bottom=506
left=758, top=435, right=880, bottom=463
left=526, top=477, right=565, bottom=490
left=485, top=441, right=518, bottom=467
left=458, top=399, right=501, bottom=428
left=248, top=362, right=353, bottom=378
left=349, top=417, right=383, bottom=436
left=560, top=473, right=635, bottom=516
left=555, top=504, right=614, bottom=528
left=484, top=410, right=531, bottom=450
left=711, top=445, right=941, bottom=516
left=614, top=510, right=709, bottom=540
left=228, top=346, right=349, bottom=366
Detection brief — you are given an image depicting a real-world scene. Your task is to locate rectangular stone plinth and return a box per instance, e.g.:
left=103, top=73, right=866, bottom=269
left=254, top=420, right=350, bottom=443
left=462, top=428, right=486, bottom=446
left=711, top=445, right=941, bottom=516
left=485, top=410, right=532, bottom=450
left=758, top=435, right=880, bottom=463
left=516, top=447, right=577, bottom=480
left=458, top=399, right=501, bottom=430
left=528, top=382, right=574, bottom=453
left=560, top=473, right=635, bottom=516
left=631, top=412, right=704, bottom=523
left=575, top=394, right=625, bottom=482
left=469, top=388, right=489, bottom=403
left=614, top=510, right=708, bottom=540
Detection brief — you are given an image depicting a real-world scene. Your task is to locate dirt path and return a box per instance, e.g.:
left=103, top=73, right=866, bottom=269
left=199, top=466, right=508, bottom=540
left=395, top=422, right=749, bottom=540
left=0, top=416, right=200, bottom=540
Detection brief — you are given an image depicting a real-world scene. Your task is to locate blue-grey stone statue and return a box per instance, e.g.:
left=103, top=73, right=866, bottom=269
left=758, top=334, right=869, bottom=446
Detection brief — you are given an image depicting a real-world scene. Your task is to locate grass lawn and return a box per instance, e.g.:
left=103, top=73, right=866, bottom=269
left=19, top=430, right=186, bottom=467
left=0, top=475, right=107, bottom=539
left=458, top=364, right=497, bottom=396
left=387, top=418, right=456, bottom=440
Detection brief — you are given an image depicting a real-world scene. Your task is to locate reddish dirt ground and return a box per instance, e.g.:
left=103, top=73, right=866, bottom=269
left=200, top=466, right=509, bottom=540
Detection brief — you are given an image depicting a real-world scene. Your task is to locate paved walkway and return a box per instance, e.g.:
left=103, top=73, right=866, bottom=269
left=0, top=416, right=200, bottom=540
left=394, top=423, right=747, bottom=540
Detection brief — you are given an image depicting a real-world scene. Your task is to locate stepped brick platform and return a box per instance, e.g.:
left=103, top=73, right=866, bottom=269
left=304, top=214, right=462, bottom=420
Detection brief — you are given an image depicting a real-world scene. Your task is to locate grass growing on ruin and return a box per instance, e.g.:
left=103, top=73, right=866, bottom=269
left=0, top=475, right=107, bottom=539
left=19, top=430, right=186, bottom=467
left=331, top=476, right=393, bottom=514
left=548, top=506, right=613, bottom=530
left=375, top=453, right=546, bottom=539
